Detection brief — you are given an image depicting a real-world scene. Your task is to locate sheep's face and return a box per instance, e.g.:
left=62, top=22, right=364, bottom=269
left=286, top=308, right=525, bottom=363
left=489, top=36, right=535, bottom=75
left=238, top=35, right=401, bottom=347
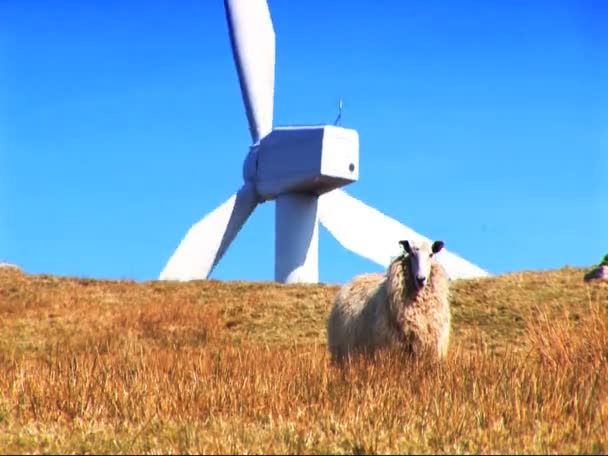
left=400, top=239, right=444, bottom=290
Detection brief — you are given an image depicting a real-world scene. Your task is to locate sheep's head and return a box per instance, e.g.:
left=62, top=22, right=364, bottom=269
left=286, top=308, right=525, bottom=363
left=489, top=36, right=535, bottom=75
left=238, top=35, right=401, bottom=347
left=399, top=239, right=444, bottom=290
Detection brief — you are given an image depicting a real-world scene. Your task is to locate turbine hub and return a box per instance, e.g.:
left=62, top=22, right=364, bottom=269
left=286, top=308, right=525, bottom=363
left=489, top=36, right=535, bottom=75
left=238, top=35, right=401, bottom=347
left=242, top=145, right=259, bottom=183
left=242, top=145, right=266, bottom=201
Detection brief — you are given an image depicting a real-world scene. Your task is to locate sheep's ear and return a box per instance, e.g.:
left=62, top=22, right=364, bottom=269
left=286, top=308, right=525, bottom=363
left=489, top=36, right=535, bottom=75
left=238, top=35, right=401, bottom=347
left=432, top=240, right=445, bottom=254
left=399, top=240, right=412, bottom=254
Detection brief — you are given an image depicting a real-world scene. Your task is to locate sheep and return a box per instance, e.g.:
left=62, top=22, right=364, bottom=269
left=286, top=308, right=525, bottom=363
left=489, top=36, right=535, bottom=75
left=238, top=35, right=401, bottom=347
left=0, top=262, right=21, bottom=272
left=326, top=239, right=451, bottom=363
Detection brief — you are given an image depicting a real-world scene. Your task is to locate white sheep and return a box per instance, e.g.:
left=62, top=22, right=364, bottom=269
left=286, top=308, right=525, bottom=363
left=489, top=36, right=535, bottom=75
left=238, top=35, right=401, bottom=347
left=0, top=262, right=21, bottom=272
left=326, top=239, right=451, bottom=362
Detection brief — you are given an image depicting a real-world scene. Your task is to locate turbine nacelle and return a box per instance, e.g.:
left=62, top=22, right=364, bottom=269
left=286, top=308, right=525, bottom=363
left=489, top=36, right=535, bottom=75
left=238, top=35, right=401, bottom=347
left=242, top=125, right=359, bottom=201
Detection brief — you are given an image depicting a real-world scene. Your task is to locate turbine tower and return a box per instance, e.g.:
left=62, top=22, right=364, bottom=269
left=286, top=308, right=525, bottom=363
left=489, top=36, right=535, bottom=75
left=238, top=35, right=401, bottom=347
left=159, top=0, right=490, bottom=284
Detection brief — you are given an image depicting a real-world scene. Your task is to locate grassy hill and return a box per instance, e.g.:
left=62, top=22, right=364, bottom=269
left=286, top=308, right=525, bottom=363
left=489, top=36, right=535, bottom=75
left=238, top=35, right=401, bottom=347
left=0, top=266, right=606, bottom=454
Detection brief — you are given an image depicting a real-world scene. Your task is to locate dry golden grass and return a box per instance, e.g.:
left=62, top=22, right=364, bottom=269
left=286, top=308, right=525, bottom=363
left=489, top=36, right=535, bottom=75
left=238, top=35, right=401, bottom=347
left=0, top=266, right=606, bottom=454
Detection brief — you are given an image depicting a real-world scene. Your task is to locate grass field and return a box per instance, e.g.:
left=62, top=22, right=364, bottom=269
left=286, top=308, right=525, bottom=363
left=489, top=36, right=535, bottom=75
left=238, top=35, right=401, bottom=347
left=0, top=265, right=607, bottom=454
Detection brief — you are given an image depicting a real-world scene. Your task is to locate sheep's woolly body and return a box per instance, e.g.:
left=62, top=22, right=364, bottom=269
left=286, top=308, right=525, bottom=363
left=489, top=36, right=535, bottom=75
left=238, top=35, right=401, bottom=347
left=327, top=254, right=451, bottom=361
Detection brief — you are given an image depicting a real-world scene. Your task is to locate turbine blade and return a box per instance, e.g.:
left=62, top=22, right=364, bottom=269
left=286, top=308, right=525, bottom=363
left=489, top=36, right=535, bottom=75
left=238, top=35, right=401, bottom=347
left=160, top=184, right=259, bottom=281
left=318, top=189, right=490, bottom=280
left=224, top=0, right=275, bottom=143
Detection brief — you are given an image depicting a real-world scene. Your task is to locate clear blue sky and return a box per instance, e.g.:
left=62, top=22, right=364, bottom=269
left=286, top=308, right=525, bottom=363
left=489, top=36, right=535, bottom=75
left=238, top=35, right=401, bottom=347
left=1, top=0, right=606, bottom=284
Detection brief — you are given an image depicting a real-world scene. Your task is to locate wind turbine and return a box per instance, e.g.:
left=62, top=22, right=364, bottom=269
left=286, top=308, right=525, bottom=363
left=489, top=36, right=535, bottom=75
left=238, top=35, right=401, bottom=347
left=159, top=0, right=490, bottom=284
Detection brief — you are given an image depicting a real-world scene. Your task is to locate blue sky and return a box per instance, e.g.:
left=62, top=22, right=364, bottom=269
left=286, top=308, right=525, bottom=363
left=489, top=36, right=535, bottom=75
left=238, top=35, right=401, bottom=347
left=1, top=0, right=606, bottom=284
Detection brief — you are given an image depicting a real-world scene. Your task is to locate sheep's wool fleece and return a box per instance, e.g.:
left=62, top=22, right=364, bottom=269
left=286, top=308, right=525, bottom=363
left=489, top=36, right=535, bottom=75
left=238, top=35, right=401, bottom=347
left=327, top=255, right=451, bottom=360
